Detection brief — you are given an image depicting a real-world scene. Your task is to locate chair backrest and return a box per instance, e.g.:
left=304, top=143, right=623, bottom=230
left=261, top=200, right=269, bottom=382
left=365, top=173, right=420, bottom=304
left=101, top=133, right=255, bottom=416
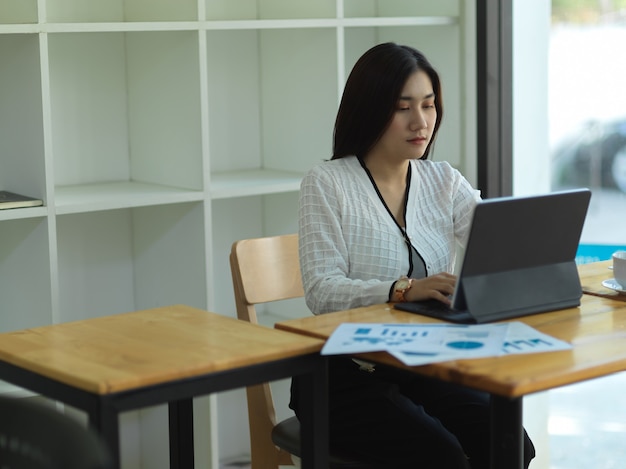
left=230, top=234, right=304, bottom=469
left=0, top=396, right=113, bottom=469
left=230, top=233, right=304, bottom=323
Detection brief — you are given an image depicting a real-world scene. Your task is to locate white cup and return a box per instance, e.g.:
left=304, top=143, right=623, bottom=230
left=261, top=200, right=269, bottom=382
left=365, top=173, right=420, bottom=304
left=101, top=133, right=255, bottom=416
left=613, top=251, right=626, bottom=289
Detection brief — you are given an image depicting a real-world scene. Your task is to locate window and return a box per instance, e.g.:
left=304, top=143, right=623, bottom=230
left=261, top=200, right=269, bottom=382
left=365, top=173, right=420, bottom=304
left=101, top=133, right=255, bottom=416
left=514, top=1, right=626, bottom=468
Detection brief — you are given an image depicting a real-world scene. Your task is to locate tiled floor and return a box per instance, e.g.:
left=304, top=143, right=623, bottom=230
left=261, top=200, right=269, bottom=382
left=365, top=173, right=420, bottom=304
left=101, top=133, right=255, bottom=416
left=549, top=371, right=626, bottom=468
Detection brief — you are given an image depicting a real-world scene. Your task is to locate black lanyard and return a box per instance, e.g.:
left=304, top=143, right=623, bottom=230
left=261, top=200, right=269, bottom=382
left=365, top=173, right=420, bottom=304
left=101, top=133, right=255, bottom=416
left=358, top=158, right=426, bottom=277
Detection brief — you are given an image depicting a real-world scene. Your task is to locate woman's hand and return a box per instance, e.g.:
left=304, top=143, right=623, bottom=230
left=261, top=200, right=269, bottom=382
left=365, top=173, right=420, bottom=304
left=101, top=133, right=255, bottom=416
left=405, top=272, right=456, bottom=305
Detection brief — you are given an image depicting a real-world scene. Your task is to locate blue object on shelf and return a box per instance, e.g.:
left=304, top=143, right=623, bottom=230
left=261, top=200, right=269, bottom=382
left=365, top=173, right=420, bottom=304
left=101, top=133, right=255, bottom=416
left=576, top=244, right=626, bottom=265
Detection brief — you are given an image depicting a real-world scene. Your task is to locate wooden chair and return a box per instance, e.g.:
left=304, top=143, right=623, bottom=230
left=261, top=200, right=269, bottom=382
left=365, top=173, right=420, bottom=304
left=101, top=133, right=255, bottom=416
left=230, top=234, right=373, bottom=469
left=0, top=395, right=113, bottom=469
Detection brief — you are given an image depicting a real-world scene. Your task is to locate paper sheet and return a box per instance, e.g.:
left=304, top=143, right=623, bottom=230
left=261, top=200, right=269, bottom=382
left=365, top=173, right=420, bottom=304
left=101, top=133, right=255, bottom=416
left=321, top=321, right=572, bottom=366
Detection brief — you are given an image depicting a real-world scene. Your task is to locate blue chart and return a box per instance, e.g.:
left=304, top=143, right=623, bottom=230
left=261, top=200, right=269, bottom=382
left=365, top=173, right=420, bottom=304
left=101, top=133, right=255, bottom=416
left=351, top=326, right=435, bottom=347
left=446, top=341, right=484, bottom=350
left=322, top=322, right=572, bottom=366
left=323, top=322, right=528, bottom=362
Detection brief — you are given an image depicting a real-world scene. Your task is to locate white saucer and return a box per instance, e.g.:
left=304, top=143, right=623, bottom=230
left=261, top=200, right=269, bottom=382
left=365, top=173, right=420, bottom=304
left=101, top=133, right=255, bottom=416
left=602, top=278, right=626, bottom=294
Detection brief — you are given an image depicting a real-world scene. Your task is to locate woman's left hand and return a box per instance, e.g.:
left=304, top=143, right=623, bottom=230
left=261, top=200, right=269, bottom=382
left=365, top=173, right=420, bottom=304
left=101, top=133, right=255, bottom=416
left=405, top=272, right=456, bottom=305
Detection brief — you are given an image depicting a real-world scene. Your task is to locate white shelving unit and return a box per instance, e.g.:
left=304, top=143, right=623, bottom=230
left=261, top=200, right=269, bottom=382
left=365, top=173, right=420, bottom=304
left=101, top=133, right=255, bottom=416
left=0, top=1, right=476, bottom=467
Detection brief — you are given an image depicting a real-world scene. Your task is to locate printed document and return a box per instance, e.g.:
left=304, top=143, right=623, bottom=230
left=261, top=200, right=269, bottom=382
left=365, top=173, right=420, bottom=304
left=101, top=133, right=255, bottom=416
left=322, top=322, right=571, bottom=366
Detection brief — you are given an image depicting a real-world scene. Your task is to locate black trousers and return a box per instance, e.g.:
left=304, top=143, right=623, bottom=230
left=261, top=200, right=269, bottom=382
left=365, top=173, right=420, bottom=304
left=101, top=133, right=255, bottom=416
left=291, top=357, right=535, bottom=469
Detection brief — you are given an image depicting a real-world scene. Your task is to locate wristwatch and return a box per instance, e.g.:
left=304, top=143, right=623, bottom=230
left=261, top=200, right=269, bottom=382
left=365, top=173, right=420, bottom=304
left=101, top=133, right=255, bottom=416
left=394, top=277, right=413, bottom=302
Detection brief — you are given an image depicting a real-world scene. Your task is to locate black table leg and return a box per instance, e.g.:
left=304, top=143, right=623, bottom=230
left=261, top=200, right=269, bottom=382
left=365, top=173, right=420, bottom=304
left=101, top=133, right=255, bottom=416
left=298, top=358, right=329, bottom=469
left=490, top=394, right=523, bottom=469
left=89, top=400, right=121, bottom=469
left=169, top=398, right=195, bottom=469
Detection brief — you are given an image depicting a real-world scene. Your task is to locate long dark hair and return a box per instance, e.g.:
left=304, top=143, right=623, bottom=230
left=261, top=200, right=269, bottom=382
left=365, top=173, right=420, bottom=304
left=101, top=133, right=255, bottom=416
left=332, top=43, right=443, bottom=160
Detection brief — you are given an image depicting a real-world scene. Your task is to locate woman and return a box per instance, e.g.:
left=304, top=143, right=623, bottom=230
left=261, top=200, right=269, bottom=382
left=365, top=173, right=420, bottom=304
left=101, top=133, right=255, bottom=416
left=292, top=43, right=535, bottom=468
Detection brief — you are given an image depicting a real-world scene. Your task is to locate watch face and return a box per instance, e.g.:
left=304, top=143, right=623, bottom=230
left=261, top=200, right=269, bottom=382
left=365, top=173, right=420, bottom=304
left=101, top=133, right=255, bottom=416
left=396, top=278, right=410, bottom=291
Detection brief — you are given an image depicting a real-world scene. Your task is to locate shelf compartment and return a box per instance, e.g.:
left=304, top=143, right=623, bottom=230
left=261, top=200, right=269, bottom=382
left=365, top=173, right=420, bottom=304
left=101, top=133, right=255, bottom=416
left=0, top=0, right=38, bottom=24
left=344, top=0, right=460, bottom=18
left=341, top=16, right=457, bottom=27
left=201, top=17, right=456, bottom=31
left=47, top=30, right=203, bottom=190
left=43, top=22, right=201, bottom=33
left=206, top=28, right=337, bottom=178
left=56, top=203, right=207, bottom=323
left=205, top=0, right=335, bottom=21
left=45, top=0, right=197, bottom=23
left=0, top=218, right=53, bottom=332
left=210, top=169, right=303, bottom=199
left=0, top=34, right=46, bottom=201
left=259, top=29, right=338, bottom=173
left=54, top=181, right=204, bottom=214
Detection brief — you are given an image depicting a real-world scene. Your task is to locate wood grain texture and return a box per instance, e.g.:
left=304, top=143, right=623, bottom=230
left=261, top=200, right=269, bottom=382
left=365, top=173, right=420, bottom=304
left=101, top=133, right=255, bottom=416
left=581, top=259, right=626, bottom=301
left=0, top=305, right=323, bottom=394
left=276, top=261, right=626, bottom=397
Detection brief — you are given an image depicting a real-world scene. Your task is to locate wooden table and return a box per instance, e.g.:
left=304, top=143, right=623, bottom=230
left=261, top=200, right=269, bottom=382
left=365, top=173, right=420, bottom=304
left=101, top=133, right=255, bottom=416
left=276, top=260, right=626, bottom=469
left=0, top=305, right=328, bottom=469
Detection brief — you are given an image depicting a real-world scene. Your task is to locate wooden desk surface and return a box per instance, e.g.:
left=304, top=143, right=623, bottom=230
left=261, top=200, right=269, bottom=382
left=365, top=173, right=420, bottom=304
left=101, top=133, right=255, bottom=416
left=0, top=305, right=324, bottom=394
left=276, top=261, right=626, bottom=398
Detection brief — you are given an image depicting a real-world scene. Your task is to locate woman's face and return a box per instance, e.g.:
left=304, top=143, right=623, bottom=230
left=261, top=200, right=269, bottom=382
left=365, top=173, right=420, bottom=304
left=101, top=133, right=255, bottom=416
left=367, top=70, right=437, bottom=163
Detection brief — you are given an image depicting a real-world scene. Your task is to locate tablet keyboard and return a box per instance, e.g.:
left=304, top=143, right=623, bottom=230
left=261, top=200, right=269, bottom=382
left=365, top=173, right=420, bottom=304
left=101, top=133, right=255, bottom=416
left=394, top=300, right=475, bottom=324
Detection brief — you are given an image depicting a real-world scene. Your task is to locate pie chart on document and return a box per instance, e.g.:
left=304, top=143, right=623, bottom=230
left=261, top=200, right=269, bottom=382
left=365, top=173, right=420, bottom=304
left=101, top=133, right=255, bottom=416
left=446, top=341, right=484, bottom=350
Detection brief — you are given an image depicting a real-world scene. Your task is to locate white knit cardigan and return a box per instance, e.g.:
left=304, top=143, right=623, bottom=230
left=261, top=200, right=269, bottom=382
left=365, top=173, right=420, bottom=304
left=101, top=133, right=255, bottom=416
left=298, top=156, right=481, bottom=315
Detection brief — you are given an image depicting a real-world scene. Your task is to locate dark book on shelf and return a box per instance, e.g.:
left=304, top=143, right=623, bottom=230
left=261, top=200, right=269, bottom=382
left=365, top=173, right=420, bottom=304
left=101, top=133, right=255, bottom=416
left=0, top=191, right=43, bottom=210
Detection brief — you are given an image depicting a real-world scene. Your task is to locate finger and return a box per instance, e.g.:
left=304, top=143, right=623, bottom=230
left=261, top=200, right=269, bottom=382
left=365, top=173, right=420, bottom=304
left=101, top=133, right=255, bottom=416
left=429, top=279, right=456, bottom=295
left=434, top=272, right=457, bottom=280
left=429, top=291, right=452, bottom=305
